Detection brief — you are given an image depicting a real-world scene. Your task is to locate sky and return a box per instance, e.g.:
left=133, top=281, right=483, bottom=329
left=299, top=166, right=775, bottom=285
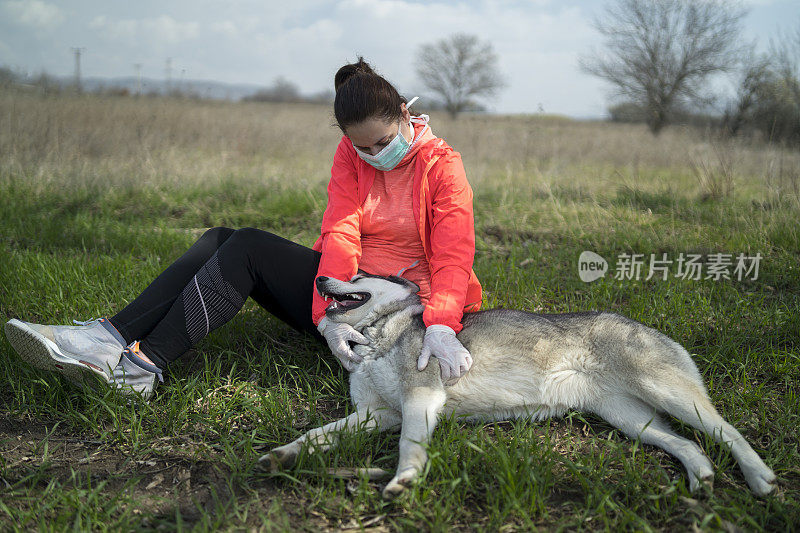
left=0, top=0, right=797, bottom=117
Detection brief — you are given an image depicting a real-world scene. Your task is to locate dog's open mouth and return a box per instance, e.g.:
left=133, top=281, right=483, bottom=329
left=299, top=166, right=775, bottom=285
left=321, top=291, right=371, bottom=312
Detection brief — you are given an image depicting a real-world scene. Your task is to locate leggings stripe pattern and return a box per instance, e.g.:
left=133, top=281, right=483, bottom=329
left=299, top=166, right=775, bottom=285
left=181, top=250, right=245, bottom=345
left=109, top=227, right=325, bottom=370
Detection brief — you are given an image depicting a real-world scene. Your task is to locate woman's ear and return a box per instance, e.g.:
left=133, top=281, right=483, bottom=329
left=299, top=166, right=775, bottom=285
left=401, top=103, right=411, bottom=122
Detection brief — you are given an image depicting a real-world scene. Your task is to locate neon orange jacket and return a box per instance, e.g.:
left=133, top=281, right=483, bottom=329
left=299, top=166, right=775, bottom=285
left=311, top=134, right=482, bottom=333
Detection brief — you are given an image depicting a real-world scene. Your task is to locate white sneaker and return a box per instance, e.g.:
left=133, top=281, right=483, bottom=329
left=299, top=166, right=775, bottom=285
left=4, top=317, right=127, bottom=384
left=109, top=340, right=164, bottom=401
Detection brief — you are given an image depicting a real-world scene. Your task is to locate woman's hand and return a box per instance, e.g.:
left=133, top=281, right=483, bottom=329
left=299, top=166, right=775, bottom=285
left=317, top=317, right=369, bottom=372
left=417, top=325, right=473, bottom=385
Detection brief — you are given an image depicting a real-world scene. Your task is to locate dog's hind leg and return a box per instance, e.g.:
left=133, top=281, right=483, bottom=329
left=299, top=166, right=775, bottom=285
left=383, top=386, right=447, bottom=499
left=591, top=394, right=716, bottom=492
left=652, top=386, right=776, bottom=496
left=260, top=404, right=401, bottom=472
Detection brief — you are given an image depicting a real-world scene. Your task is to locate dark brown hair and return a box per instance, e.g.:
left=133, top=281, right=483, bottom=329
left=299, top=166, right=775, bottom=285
left=333, top=57, right=410, bottom=132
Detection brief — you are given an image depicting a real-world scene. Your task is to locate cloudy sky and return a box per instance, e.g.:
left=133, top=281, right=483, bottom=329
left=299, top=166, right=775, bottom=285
left=0, top=0, right=796, bottom=117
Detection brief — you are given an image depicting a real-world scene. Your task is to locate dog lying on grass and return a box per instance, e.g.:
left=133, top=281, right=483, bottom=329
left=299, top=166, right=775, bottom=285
left=260, top=273, right=776, bottom=499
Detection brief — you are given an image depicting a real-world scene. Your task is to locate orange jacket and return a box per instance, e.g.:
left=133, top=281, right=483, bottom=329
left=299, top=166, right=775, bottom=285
left=311, top=134, right=482, bottom=333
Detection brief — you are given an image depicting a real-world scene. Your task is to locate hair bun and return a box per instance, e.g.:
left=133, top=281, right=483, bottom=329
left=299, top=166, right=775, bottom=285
left=334, top=56, right=376, bottom=91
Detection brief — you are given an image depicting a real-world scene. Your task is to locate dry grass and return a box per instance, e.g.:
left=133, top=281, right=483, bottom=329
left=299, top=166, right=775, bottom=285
left=691, top=142, right=737, bottom=201
left=2, top=90, right=799, bottom=204
left=1, top=89, right=798, bottom=531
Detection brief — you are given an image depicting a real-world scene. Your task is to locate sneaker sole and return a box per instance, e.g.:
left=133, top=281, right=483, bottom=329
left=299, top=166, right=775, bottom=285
left=4, top=319, right=112, bottom=386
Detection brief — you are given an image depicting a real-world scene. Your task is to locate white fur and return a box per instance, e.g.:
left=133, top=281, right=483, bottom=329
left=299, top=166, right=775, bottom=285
left=262, top=275, right=777, bottom=499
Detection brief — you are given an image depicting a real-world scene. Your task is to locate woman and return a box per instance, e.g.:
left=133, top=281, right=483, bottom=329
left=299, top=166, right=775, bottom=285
left=4, top=58, right=483, bottom=400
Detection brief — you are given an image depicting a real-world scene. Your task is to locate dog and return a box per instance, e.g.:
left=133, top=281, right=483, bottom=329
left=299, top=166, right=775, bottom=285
left=260, top=273, right=776, bottom=499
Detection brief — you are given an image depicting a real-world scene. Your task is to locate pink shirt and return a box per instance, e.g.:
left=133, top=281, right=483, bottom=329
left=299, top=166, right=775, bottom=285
left=359, top=120, right=436, bottom=305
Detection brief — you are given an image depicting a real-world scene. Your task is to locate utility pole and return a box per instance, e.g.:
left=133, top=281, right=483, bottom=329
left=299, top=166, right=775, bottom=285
left=134, top=63, right=142, bottom=96
left=71, top=47, right=85, bottom=93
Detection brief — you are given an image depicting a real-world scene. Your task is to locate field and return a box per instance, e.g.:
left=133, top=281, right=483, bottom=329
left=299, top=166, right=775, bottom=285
left=0, top=90, right=798, bottom=531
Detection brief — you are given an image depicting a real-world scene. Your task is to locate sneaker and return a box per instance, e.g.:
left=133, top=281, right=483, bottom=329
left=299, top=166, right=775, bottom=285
left=4, top=316, right=127, bottom=384
left=109, top=340, right=164, bottom=401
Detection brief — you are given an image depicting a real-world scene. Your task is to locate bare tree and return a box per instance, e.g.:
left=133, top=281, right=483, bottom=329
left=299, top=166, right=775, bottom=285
left=581, top=0, right=747, bottom=134
left=243, top=76, right=302, bottom=103
left=415, top=33, right=505, bottom=119
left=722, top=20, right=800, bottom=144
left=772, top=21, right=800, bottom=108
left=722, top=50, right=771, bottom=137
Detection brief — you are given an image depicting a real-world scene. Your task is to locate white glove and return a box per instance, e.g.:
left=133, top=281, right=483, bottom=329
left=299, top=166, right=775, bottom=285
left=317, top=317, right=369, bottom=372
left=417, top=324, right=473, bottom=385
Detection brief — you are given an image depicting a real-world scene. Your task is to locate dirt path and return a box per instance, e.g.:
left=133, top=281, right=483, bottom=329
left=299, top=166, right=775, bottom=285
left=0, top=415, right=346, bottom=530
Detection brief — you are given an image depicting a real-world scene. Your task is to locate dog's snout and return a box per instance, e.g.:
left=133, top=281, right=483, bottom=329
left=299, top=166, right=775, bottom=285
left=314, top=276, right=329, bottom=298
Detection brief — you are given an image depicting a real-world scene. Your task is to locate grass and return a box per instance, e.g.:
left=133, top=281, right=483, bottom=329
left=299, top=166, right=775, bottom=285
left=0, top=90, right=798, bottom=531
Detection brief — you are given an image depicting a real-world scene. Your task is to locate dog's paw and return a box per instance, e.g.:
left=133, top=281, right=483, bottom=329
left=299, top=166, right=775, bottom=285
left=688, top=471, right=714, bottom=493
left=382, top=479, right=408, bottom=499
left=381, top=468, right=417, bottom=500
left=258, top=443, right=299, bottom=472
left=747, top=469, right=777, bottom=497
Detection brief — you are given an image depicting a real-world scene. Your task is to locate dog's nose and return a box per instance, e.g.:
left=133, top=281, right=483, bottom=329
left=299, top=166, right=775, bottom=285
left=315, top=276, right=328, bottom=287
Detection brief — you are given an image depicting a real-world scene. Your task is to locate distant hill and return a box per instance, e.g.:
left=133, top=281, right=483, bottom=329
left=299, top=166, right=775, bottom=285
left=78, top=75, right=268, bottom=100
left=12, top=71, right=313, bottom=101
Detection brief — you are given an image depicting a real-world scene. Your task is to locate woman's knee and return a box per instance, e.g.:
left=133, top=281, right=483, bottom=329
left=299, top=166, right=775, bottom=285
left=230, top=227, right=283, bottom=248
left=201, top=226, right=236, bottom=247
left=225, top=228, right=316, bottom=262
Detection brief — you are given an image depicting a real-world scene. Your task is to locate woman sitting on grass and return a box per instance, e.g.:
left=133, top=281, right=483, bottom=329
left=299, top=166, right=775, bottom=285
left=4, top=57, right=483, bottom=400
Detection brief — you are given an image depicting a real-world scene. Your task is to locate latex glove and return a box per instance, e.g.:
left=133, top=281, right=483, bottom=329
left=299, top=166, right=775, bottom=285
left=317, top=317, right=369, bottom=372
left=417, top=324, right=473, bottom=385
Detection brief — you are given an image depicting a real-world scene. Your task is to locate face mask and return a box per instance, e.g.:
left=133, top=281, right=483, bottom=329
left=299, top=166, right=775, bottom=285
left=353, top=97, right=425, bottom=172
left=353, top=120, right=410, bottom=171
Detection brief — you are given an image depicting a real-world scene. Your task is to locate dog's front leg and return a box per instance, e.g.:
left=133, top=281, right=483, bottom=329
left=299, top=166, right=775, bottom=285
left=383, top=386, right=447, bottom=499
left=261, top=406, right=401, bottom=472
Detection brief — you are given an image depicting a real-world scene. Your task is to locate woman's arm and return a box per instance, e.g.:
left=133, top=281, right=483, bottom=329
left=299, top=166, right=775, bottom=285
left=311, top=138, right=363, bottom=326
left=423, top=150, right=476, bottom=334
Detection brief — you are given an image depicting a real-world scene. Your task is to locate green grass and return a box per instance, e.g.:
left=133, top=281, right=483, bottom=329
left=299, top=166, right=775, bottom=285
left=1, top=97, right=799, bottom=531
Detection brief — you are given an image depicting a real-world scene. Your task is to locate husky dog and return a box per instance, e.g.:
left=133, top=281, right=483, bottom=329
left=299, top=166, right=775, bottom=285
left=260, top=274, right=776, bottom=499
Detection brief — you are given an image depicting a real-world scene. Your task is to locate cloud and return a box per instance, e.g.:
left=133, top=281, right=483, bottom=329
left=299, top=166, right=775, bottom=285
left=1, top=0, right=789, bottom=116
left=0, top=39, right=15, bottom=64
left=210, top=20, right=238, bottom=37
left=1, top=0, right=63, bottom=29
left=89, top=15, right=200, bottom=45
left=326, top=0, right=601, bottom=114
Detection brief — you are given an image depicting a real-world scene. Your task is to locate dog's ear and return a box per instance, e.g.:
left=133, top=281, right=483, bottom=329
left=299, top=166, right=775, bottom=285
left=388, top=275, right=420, bottom=294
left=406, top=279, right=421, bottom=294
left=350, top=269, right=370, bottom=282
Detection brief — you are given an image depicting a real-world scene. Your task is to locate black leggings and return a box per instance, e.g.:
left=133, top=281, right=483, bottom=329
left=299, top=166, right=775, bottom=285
left=108, top=227, right=325, bottom=369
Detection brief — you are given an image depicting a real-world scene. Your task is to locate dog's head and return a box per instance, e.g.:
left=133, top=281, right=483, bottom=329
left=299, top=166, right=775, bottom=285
left=316, top=272, right=422, bottom=330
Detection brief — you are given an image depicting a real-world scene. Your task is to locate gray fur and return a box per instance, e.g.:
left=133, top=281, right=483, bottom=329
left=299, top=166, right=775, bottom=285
left=261, top=275, right=776, bottom=499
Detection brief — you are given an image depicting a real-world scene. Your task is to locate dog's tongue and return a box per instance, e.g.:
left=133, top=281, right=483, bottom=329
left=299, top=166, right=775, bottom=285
left=326, top=296, right=359, bottom=310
